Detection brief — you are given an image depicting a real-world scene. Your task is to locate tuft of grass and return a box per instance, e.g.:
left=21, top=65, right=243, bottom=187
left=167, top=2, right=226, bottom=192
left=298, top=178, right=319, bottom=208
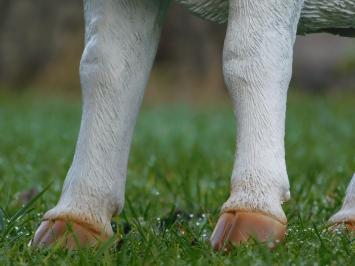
left=0, top=91, right=354, bottom=265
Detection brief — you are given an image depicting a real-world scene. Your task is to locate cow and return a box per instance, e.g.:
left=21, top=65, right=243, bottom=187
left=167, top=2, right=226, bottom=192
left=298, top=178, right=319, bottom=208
left=30, top=0, right=355, bottom=250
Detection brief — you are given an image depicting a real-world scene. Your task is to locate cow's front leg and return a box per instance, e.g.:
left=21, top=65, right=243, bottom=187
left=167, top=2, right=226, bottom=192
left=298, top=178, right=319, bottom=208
left=329, top=174, right=355, bottom=231
left=210, top=0, right=304, bottom=250
left=30, top=0, right=170, bottom=249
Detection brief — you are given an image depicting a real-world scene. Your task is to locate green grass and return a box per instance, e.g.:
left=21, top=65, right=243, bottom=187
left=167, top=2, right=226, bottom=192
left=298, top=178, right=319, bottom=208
left=0, top=91, right=354, bottom=265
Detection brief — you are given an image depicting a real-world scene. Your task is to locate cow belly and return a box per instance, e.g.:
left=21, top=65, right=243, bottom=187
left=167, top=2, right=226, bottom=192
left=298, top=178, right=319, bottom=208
left=176, top=0, right=228, bottom=24
left=177, top=0, right=355, bottom=36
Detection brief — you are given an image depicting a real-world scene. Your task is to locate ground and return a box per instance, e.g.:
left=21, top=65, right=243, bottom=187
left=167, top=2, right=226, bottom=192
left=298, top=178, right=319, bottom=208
left=0, top=91, right=354, bottom=265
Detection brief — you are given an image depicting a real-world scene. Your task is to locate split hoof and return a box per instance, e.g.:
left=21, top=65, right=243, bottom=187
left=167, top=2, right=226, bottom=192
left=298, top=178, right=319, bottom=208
left=210, top=211, right=287, bottom=251
left=30, top=219, right=110, bottom=250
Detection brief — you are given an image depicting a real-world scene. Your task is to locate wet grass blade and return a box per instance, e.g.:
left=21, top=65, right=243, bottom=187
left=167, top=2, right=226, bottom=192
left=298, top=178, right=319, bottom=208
left=4, top=183, right=51, bottom=235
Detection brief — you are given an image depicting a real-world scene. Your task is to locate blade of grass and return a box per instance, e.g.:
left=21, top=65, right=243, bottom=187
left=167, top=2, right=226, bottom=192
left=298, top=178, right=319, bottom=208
left=4, top=183, right=51, bottom=235
left=0, top=208, right=4, bottom=231
left=312, top=223, right=329, bottom=253
left=94, top=236, right=117, bottom=260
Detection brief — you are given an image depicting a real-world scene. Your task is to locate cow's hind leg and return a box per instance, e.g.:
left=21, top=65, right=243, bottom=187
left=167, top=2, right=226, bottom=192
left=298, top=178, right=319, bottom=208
left=329, top=174, right=355, bottom=232
left=30, top=0, right=170, bottom=249
left=210, top=0, right=304, bottom=250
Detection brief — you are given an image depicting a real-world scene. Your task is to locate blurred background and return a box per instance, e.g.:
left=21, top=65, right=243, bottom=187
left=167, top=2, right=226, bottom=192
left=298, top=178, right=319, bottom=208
left=0, top=1, right=355, bottom=102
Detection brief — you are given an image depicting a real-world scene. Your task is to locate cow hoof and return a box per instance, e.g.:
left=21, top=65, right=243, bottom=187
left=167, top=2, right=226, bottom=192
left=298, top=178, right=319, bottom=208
left=347, top=222, right=355, bottom=231
left=210, top=211, right=287, bottom=251
left=30, top=219, right=110, bottom=250
left=329, top=221, right=355, bottom=234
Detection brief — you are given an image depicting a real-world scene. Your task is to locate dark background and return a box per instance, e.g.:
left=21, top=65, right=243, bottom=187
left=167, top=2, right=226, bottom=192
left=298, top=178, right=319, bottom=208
left=1, top=1, right=355, bottom=102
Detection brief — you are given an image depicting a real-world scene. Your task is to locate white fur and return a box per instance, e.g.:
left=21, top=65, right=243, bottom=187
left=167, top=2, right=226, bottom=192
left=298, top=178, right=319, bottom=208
left=42, top=0, right=355, bottom=233
left=329, top=173, right=355, bottom=224
left=220, top=0, right=304, bottom=223
left=43, top=0, right=170, bottom=236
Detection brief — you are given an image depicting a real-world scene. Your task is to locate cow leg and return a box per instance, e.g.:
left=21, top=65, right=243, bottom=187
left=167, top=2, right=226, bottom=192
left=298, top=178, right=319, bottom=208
left=30, top=0, right=170, bottom=249
left=329, top=174, right=355, bottom=231
left=210, top=0, right=304, bottom=250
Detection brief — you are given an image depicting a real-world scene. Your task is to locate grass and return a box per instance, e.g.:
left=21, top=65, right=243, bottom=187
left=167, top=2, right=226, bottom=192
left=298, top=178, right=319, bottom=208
left=0, top=91, right=354, bottom=265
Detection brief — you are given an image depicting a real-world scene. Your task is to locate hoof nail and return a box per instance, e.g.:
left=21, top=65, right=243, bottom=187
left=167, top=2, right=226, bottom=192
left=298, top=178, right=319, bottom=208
left=210, top=212, right=286, bottom=251
left=30, top=219, right=110, bottom=250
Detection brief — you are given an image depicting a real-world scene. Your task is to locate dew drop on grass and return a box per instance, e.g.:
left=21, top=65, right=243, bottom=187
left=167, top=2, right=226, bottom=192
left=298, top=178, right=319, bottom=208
left=202, top=233, right=208, bottom=239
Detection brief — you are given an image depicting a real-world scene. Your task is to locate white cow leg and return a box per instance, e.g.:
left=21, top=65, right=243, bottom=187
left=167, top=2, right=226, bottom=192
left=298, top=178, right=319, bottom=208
left=329, top=173, right=355, bottom=231
left=210, top=0, right=304, bottom=250
left=31, top=0, right=170, bottom=249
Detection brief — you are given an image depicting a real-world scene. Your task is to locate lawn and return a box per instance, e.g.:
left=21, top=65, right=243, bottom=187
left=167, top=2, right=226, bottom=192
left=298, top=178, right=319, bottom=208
left=0, top=91, right=354, bottom=265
